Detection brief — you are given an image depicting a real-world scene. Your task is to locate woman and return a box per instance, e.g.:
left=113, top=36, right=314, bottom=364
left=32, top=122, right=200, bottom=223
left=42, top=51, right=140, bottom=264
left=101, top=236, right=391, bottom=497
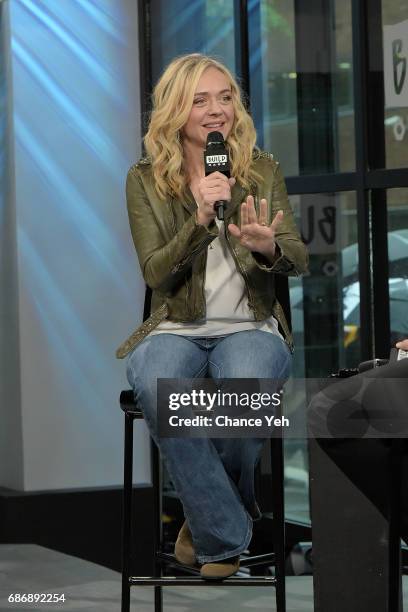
left=117, top=54, right=308, bottom=580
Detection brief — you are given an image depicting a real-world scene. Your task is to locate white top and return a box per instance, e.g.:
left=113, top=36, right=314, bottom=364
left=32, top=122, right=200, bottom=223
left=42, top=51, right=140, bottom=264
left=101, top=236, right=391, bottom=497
left=150, top=218, right=283, bottom=339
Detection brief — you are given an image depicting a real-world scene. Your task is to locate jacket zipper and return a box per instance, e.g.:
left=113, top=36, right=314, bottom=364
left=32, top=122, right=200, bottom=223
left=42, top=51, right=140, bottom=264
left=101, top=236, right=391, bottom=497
left=184, top=248, right=208, bottom=317
left=171, top=233, right=214, bottom=274
left=199, top=248, right=207, bottom=317
left=224, top=229, right=256, bottom=316
left=185, top=276, right=191, bottom=315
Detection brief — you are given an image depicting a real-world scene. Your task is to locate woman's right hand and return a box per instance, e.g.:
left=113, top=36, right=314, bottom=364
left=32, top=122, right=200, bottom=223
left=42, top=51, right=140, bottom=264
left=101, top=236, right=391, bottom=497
left=196, top=172, right=236, bottom=226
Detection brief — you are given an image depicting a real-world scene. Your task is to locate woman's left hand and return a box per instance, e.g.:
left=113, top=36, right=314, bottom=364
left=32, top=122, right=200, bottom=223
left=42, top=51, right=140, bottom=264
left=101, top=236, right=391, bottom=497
left=228, top=195, right=283, bottom=259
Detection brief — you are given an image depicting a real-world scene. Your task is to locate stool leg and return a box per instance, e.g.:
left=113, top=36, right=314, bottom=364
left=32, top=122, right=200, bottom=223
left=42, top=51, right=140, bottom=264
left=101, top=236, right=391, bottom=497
left=271, top=436, right=286, bottom=612
left=121, top=411, right=134, bottom=612
left=151, top=441, right=163, bottom=612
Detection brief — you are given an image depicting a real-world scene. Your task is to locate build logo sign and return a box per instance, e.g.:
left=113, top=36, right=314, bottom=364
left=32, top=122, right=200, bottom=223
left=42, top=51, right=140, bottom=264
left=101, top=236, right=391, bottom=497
left=384, top=19, right=408, bottom=141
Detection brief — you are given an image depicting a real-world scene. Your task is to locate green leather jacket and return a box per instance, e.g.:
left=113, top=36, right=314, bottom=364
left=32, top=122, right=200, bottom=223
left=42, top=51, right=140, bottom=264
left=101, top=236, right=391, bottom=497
left=116, top=152, right=308, bottom=358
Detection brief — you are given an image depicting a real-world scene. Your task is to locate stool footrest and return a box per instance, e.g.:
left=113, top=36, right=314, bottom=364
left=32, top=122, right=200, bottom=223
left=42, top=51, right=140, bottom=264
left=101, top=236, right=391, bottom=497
left=240, top=552, right=277, bottom=567
left=129, top=576, right=277, bottom=586
left=156, top=551, right=276, bottom=569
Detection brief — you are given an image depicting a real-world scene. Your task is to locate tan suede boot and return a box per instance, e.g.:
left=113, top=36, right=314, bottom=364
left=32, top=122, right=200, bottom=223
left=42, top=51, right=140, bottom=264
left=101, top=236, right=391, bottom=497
left=174, top=520, right=197, bottom=566
left=200, top=555, right=240, bottom=580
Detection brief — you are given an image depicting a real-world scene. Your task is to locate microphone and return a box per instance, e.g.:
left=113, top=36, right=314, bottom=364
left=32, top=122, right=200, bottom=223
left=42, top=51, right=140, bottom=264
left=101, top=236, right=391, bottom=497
left=358, top=358, right=389, bottom=372
left=203, top=131, right=230, bottom=221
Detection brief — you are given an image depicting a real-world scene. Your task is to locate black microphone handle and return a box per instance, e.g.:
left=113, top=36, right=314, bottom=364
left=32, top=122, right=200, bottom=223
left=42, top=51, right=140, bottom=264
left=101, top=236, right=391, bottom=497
left=214, top=200, right=226, bottom=221
left=358, top=358, right=389, bottom=372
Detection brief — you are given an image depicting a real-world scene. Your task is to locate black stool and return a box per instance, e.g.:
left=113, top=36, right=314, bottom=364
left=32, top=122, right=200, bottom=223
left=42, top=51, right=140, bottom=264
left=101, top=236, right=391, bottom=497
left=119, top=389, right=287, bottom=612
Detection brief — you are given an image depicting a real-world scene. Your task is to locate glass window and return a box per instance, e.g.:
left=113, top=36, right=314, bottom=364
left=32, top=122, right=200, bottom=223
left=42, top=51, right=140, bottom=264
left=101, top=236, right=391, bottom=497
left=282, top=191, right=359, bottom=525
left=387, top=188, right=408, bottom=343
left=150, top=0, right=236, bottom=83
left=382, top=2, right=408, bottom=169
left=249, top=0, right=355, bottom=176
left=284, top=438, right=310, bottom=524
left=290, top=191, right=360, bottom=377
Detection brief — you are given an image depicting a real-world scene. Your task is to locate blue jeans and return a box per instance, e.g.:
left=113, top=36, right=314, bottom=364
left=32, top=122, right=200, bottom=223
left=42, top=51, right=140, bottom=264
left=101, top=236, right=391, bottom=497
left=126, top=329, right=292, bottom=563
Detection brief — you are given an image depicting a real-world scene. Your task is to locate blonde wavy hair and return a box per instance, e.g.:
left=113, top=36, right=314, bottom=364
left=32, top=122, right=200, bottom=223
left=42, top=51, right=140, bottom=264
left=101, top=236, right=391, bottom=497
left=144, top=53, right=262, bottom=200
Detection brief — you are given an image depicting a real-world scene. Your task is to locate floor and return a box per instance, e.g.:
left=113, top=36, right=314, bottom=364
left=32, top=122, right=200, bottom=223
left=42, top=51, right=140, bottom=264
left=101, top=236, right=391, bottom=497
left=1, top=544, right=408, bottom=612
left=0, top=544, right=313, bottom=611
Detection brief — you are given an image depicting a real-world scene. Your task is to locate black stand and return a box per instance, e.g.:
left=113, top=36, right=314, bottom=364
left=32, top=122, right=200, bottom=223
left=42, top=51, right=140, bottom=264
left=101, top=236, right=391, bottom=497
left=309, top=438, right=403, bottom=612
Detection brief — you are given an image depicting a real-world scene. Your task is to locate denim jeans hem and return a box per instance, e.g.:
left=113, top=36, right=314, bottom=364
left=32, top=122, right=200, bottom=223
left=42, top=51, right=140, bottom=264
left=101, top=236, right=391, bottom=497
left=195, top=512, right=253, bottom=564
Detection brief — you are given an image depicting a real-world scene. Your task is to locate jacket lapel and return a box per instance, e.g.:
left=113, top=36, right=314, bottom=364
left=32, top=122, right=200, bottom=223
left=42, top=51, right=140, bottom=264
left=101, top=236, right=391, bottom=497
left=181, top=187, right=198, bottom=216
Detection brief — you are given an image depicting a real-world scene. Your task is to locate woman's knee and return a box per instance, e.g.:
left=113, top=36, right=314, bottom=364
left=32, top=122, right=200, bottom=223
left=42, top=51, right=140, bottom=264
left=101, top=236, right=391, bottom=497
left=127, top=333, right=207, bottom=387
left=126, top=334, right=176, bottom=390
left=210, top=330, right=292, bottom=379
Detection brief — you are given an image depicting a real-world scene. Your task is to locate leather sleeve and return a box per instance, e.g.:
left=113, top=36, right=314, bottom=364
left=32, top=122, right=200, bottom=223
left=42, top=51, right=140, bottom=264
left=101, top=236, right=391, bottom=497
left=251, top=161, right=309, bottom=276
left=126, top=166, right=218, bottom=292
